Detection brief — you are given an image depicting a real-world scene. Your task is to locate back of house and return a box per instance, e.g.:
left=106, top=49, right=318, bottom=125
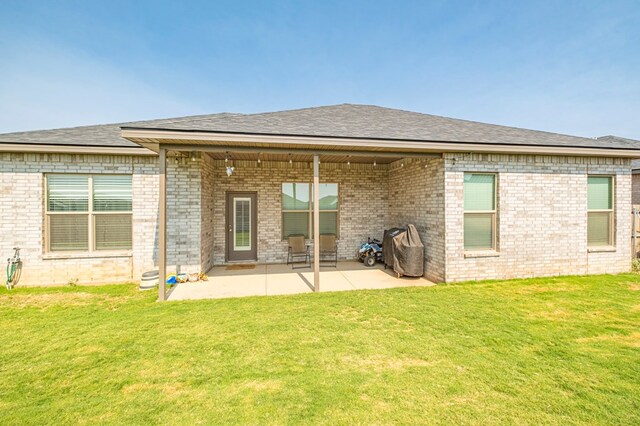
left=1, top=104, right=639, bottom=288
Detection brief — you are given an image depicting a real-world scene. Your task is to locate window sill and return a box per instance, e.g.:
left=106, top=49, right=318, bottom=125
left=464, top=250, right=500, bottom=258
left=43, top=251, right=133, bottom=260
left=587, top=246, right=616, bottom=253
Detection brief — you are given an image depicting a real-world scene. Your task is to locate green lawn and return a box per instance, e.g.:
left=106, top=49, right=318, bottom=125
left=1, top=275, right=639, bottom=425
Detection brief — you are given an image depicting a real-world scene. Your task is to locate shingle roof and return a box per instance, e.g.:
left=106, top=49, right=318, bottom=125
left=124, top=104, right=632, bottom=150
left=1, top=104, right=639, bottom=151
left=596, top=136, right=640, bottom=169
left=0, top=113, right=238, bottom=148
left=596, top=135, right=640, bottom=148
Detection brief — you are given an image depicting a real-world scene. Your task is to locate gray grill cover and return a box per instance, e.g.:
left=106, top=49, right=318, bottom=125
left=383, top=224, right=424, bottom=277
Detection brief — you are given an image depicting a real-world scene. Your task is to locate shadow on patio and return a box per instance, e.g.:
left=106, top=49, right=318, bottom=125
left=166, top=260, right=435, bottom=301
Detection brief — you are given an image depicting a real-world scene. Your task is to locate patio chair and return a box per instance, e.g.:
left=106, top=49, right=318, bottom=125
left=319, top=233, right=338, bottom=267
left=287, top=234, right=310, bottom=269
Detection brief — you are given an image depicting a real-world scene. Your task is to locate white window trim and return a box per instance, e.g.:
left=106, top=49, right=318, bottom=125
left=281, top=182, right=339, bottom=240
left=233, top=197, right=252, bottom=251
left=463, top=172, right=498, bottom=252
left=45, top=174, right=133, bottom=254
left=587, top=175, right=615, bottom=248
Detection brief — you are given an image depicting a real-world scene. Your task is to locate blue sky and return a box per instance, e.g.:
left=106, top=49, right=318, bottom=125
left=0, top=0, right=638, bottom=139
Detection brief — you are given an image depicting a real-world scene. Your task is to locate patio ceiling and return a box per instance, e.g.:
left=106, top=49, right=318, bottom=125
left=122, top=135, right=446, bottom=160
left=203, top=151, right=401, bottom=164
left=123, top=131, right=442, bottom=166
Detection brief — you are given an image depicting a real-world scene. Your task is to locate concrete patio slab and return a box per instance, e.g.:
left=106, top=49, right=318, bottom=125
left=298, top=269, right=357, bottom=292
left=166, top=261, right=435, bottom=301
left=265, top=266, right=314, bottom=296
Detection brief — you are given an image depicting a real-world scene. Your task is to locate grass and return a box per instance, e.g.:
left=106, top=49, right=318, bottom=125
left=1, top=274, right=639, bottom=425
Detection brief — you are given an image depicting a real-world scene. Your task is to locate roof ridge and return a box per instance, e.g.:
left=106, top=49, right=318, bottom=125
left=132, top=112, right=242, bottom=127
left=230, top=103, right=598, bottom=143
left=342, top=104, right=599, bottom=143
left=237, top=103, right=357, bottom=118
left=597, top=134, right=640, bottom=142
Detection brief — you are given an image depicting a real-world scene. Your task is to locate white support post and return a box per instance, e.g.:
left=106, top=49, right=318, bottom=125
left=158, top=148, right=167, bottom=302
left=313, top=155, right=320, bottom=292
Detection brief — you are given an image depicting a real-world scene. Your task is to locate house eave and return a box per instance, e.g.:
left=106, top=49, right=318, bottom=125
left=120, top=128, right=640, bottom=158
left=0, top=143, right=156, bottom=156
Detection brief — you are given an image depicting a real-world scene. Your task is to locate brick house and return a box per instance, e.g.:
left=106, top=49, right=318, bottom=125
left=1, top=104, right=638, bottom=298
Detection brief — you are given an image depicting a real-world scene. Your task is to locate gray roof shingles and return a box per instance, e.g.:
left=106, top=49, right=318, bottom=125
left=1, top=104, right=639, bottom=151
left=124, top=104, right=639, bottom=150
left=0, top=113, right=238, bottom=148
left=596, top=136, right=640, bottom=169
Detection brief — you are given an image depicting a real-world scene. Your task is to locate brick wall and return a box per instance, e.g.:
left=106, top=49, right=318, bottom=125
left=131, top=157, right=160, bottom=279
left=443, top=153, right=631, bottom=282
left=208, top=158, right=389, bottom=265
left=1, top=150, right=632, bottom=287
left=200, top=154, right=215, bottom=272
left=166, top=155, right=202, bottom=273
left=0, top=153, right=157, bottom=285
left=387, top=158, right=445, bottom=282
left=0, top=152, right=212, bottom=285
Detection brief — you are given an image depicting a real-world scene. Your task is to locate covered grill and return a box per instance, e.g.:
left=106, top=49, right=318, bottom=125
left=383, top=224, right=425, bottom=277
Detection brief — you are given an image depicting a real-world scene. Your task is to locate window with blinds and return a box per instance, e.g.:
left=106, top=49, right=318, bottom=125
left=587, top=176, right=614, bottom=247
left=46, top=174, right=133, bottom=252
left=282, top=183, right=339, bottom=238
left=463, top=173, right=497, bottom=251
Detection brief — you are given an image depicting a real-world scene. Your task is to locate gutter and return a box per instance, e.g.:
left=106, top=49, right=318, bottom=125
left=0, top=143, right=156, bottom=156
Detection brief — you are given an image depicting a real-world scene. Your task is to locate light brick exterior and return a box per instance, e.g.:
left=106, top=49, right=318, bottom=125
left=388, top=158, right=446, bottom=282
left=0, top=153, right=156, bottom=285
left=208, top=159, right=389, bottom=264
left=0, top=151, right=632, bottom=286
left=200, top=154, right=216, bottom=272
left=0, top=152, right=209, bottom=285
left=443, top=153, right=631, bottom=282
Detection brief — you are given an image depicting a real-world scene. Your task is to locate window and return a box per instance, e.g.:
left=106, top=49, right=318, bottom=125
left=282, top=183, right=338, bottom=238
left=46, top=174, right=133, bottom=252
left=587, top=176, right=614, bottom=247
left=464, top=173, right=496, bottom=251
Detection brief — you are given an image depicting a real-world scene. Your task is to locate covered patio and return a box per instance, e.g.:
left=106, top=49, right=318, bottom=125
left=166, top=261, right=434, bottom=301
left=121, top=119, right=445, bottom=302
left=121, top=144, right=440, bottom=301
